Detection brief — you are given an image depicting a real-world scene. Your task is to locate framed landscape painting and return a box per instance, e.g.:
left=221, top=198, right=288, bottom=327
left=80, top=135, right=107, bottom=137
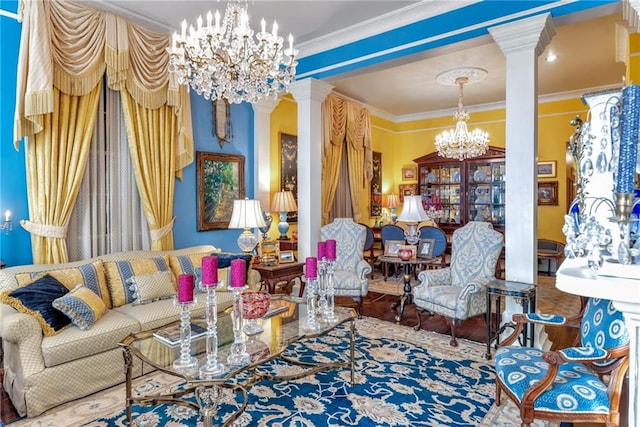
left=197, top=151, right=245, bottom=231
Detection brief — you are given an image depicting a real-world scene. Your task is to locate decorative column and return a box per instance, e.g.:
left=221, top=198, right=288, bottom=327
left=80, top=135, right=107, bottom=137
left=489, top=13, right=556, bottom=349
left=289, top=78, right=334, bottom=261
left=252, top=99, right=280, bottom=215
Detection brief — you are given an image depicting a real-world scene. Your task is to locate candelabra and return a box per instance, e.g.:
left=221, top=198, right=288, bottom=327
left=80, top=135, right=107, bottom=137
left=199, top=281, right=226, bottom=378
left=172, top=299, right=199, bottom=372
left=226, top=285, right=250, bottom=368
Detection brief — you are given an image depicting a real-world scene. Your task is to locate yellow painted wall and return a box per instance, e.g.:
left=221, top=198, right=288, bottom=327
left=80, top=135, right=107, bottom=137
left=269, top=95, right=591, bottom=243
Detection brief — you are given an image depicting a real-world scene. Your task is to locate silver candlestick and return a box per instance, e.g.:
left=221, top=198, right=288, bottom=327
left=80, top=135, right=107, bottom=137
left=199, top=281, right=226, bottom=378
left=226, top=285, right=250, bottom=368
left=173, top=299, right=198, bottom=372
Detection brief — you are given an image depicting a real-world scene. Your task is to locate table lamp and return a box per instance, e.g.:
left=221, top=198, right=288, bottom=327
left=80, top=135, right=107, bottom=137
left=385, top=193, right=400, bottom=223
left=271, top=190, right=297, bottom=240
left=397, top=195, right=428, bottom=244
left=228, top=198, right=266, bottom=253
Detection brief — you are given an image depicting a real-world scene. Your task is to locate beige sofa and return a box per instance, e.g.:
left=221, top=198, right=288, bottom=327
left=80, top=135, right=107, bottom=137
left=0, top=245, right=259, bottom=417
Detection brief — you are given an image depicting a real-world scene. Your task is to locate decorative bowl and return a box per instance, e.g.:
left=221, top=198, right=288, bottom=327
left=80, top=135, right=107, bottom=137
left=398, top=247, right=413, bottom=261
left=242, top=291, right=271, bottom=320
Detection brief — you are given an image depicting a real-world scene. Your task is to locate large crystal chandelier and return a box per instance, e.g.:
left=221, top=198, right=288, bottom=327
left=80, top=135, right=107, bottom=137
left=435, top=69, right=489, bottom=161
left=167, top=0, right=298, bottom=104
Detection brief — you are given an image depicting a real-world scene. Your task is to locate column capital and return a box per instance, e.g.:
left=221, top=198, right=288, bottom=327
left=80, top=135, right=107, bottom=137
left=489, top=13, right=555, bottom=57
left=624, top=0, right=640, bottom=32
left=289, top=78, right=334, bottom=104
left=252, top=99, right=280, bottom=115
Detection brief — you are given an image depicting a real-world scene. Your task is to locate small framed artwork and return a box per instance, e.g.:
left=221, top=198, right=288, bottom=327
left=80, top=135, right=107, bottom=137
left=538, top=181, right=559, bottom=206
left=398, top=244, right=417, bottom=259
left=197, top=152, right=245, bottom=231
left=417, top=238, right=435, bottom=259
left=401, top=165, right=417, bottom=181
left=384, top=240, right=404, bottom=257
left=279, top=250, right=296, bottom=264
left=537, top=161, right=557, bottom=178
left=398, top=184, right=417, bottom=203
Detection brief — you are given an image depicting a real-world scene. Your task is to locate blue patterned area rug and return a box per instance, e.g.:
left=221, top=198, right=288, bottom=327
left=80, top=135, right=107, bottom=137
left=92, top=318, right=494, bottom=427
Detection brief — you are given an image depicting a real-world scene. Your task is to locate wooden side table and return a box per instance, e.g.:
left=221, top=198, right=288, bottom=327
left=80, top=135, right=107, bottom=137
left=253, top=262, right=305, bottom=296
left=485, top=279, right=536, bottom=360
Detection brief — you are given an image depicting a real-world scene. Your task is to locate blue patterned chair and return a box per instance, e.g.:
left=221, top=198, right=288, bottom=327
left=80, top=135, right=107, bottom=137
left=494, top=298, right=629, bottom=427
left=320, top=218, right=371, bottom=314
left=413, top=221, right=503, bottom=346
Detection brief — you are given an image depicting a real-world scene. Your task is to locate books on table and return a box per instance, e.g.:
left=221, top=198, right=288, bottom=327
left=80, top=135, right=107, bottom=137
left=153, top=323, right=208, bottom=347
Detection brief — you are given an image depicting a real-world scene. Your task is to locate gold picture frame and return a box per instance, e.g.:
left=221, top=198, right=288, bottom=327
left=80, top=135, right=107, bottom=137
left=279, top=250, right=296, bottom=264
left=417, top=238, right=435, bottom=259
left=401, top=165, right=417, bottom=181
left=383, top=240, right=404, bottom=257
left=537, top=161, right=557, bottom=178
left=197, top=152, right=245, bottom=230
left=538, top=181, right=559, bottom=206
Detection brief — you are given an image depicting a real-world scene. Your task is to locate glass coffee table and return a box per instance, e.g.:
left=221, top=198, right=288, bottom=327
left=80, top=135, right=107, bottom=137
left=119, top=295, right=356, bottom=426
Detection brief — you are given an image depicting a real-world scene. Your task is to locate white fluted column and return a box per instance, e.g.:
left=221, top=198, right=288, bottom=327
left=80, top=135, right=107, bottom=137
left=489, top=13, right=555, bottom=349
left=252, top=99, right=280, bottom=213
left=289, top=79, right=334, bottom=261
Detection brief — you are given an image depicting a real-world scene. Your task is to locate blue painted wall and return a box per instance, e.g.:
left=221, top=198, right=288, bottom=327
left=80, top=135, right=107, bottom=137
left=0, top=0, right=30, bottom=267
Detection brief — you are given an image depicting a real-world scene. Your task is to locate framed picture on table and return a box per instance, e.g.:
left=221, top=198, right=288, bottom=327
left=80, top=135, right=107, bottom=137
left=384, top=240, right=404, bottom=257
left=417, top=239, right=435, bottom=259
left=279, top=250, right=296, bottom=263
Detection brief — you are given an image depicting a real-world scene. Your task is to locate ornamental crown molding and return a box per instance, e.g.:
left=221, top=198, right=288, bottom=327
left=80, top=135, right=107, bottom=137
left=489, top=13, right=556, bottom=56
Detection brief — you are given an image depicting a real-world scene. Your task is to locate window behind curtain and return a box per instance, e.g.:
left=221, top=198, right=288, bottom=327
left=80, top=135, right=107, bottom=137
left=67, top=84, right=150, bottom=261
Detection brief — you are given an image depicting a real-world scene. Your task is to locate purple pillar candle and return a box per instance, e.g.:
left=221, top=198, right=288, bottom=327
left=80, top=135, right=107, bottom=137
left=177, top=274, right=195, bottom=303
left=326, top=239, right=337, bottom=261
left=305, top=256, right=318, bottom=279
left=201, top=256, right=218, bottom=287
left=317, top=241, right=326, bottom=260
left=230, top=259, right=246, bottom=287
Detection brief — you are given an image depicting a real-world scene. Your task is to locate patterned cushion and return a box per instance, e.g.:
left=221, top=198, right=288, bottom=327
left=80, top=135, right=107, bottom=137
left=495, top=346, right=610, bottom=415
left=0, top=274, right=71, bottom=336
left=52, top=285, right=107, bottom=330
left=14, top=260, right=111, bottom=309
left=104, top=256, right=174, bottom=307
left=449, top=221, right=503, bottom=287
left=126, top=271, right=176, bottom=305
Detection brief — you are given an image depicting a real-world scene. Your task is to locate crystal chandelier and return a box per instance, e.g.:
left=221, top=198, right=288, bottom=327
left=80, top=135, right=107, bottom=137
left=167, top=0, right=298, bottom=104
left=435, top=75, right=489, bottom=161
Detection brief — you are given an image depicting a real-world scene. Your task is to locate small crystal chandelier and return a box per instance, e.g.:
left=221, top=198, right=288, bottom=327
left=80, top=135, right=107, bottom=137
left=435, top=72, right=489, bottom=161
left=167, top=0, right=298, bottom=104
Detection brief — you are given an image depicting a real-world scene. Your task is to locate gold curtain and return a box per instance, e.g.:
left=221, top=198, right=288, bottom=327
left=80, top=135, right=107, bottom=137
left=121, top=90, right=176, bottom=250
left=321, top=94, right=373, bottom=224
left=14, top=0, right=194, bottom=261
left=22, top=85, right=101, bottom=263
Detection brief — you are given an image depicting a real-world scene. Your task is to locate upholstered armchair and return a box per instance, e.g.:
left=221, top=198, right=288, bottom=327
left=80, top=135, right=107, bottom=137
left=413, top=221, right=503, bottom=346
left=494, top=298, right=629, bottom=427
left=320, top=218, right=371, bottom=313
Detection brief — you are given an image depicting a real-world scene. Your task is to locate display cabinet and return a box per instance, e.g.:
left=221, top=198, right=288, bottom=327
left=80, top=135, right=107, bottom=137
left=413, top=146, right=505, bottom=234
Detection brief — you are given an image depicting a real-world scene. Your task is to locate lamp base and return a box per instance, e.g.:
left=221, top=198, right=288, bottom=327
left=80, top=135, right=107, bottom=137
left=277, top=211, right=289, bottom=239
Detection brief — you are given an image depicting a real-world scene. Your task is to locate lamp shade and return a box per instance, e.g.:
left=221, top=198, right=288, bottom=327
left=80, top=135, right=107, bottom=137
left=385, top=193, right=400, bottom=208
left=228, top=199, right=267, bottom=229
left=271, top=191, right=298, bottom=212
left=397, top=196, right=429, bottom=223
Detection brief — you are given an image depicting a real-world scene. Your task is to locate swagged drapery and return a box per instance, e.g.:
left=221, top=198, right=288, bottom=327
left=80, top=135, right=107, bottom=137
left=13, top=0, right=194, bottom=262
left=321, top=94, right=373, bottom=224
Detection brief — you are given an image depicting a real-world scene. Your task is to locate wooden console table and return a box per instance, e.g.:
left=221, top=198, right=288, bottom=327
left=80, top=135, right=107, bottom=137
left=253, top=262, right=305, bottom=296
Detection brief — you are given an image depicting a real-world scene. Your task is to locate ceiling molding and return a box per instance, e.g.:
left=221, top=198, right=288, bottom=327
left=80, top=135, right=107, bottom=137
left=296, top=1, right=480, bottom=59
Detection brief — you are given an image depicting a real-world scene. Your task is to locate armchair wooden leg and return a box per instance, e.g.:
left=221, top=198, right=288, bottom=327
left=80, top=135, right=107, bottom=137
left=447, top=318, right=460, bottom=347
left=414, top=309, right=423, bottom=330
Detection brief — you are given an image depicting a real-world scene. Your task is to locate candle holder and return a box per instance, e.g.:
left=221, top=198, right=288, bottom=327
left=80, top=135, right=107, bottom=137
left=323, top=260, right=338, bottom=323
left=199, top=281, right=226, bottom=378
left=172, top=298, right=199, bottom=372
left=316, top=260, right=328, bottom=318
left=227, top=285, right=250, bottom=368
left=304, top=277, right=320, bottom=332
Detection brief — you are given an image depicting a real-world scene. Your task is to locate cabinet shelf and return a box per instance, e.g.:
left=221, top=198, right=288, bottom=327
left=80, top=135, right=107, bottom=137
left=413, top=146, right=505, bottom=232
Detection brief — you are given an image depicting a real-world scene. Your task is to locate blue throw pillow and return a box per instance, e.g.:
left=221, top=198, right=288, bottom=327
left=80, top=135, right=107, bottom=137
left=0, top=274, right=71, bottom=336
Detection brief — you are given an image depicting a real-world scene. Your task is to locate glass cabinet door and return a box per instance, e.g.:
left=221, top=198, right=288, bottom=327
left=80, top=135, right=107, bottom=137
left=467, top=161, right=505, bottom=226
left=418, top=164, right=461, bottom=224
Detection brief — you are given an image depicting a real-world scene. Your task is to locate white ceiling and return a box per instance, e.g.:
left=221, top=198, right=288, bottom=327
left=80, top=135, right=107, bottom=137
left=87, top=0, right=628, bottom=120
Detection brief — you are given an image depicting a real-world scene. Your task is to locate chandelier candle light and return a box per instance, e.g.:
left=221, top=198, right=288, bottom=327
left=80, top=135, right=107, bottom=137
left=199, top=256, right=226, bottom=378
left=435, top=68, right=489, bottom=161
left=167, top=0, right=298, bottom=104
left=173, top=274, right=199, bottom=372
left=227, top=259, right=250, bottom=367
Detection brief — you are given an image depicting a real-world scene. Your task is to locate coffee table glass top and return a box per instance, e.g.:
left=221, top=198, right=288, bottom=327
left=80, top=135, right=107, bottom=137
left=120, top=295, right=356, bottom=380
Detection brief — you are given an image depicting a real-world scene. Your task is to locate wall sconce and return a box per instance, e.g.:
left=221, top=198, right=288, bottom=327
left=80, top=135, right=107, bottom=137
left=1, top=210, right=13, bottom=234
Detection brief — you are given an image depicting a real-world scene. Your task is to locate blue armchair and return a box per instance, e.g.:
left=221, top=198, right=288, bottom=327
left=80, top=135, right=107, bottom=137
left=413, top=221, right=503, bottom=346
left=495, top=298, right=629, bottom=426
left=321, top=218, right=371, bottom=314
